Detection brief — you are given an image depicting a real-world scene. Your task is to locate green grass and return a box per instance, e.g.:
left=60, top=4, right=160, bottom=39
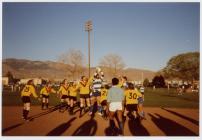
left=2, top=88, right=199, bottom=108
left=144, top=88, right=199, bottom=108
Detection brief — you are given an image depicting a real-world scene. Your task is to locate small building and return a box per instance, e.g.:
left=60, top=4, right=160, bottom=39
left=20, top=78, right=45, bottom=85
left=2, top=77, right=9, bottom=86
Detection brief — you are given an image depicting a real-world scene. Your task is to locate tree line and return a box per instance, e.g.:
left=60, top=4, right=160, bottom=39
left=5, top=49, right=199, bottom=88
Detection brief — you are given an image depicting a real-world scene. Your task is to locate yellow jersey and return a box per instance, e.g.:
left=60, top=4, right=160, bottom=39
left=117, top=82, right=123, bottom=88
left=21, top=85, right=38, bottom=98
left=100, top=88, right=108, bottom=103
left=69, top=86, right=77, bottom=97
left=76, top=77, right=93, bottom=95
left=58, top=85, right=69, bottom=95
left=40, top=87, right=56, bottom=96
left=125, top=89, right=142, bottom=105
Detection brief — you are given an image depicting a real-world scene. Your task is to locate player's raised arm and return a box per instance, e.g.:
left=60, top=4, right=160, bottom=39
left=51, top=88, right=57, bottom=94
left=31, top=85, right=38, bottom=98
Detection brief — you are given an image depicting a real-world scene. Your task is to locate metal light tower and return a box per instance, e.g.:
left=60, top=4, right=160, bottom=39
left=85, top=20, right=93, bottom=78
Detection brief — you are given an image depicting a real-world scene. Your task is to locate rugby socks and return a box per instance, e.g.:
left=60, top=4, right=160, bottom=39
left=139, top=111, right=145, bottom=118
left=70, top=107, right=74, bottom=114
left=41, top=103, right=45, bottom=109
left=103, top=110, right=107, bottom=118
left=118, top=121, right=124, bottom=135
left=89, top=105, right=93, bottom=113
left=97, top=105, right=102, bottom=113
left=80, top=107, right=84, bottom=116
left=109, top=120, right=115, bottom=129
left=22, top=109, right=26, bottom=118
left=24, top=110, right=29, bottom=120
left=46, top=103, right=49, bottom=109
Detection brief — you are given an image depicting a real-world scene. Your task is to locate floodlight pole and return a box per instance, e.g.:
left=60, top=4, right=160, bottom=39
left=85, top=20, right=92, bottom=79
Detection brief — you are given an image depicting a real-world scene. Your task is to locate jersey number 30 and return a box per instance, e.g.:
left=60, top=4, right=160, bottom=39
left=128, top=92, right=137, bottom=99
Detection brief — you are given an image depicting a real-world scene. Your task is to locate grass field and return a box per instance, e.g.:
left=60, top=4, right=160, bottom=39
left=2, top=87, right=199, bottom=108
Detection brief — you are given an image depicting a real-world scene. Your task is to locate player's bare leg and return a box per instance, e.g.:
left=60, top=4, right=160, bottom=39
left=89, top=96, right=95, bottom=115
left=24, top=103, right=30, bottom=120
left=59, top=99, right=66, bottom=112
left=41, top=97, right=46, bottom=110
left=97, top=96, right=102, bottom=116
left=45, top=98, right=49, bottom=109
left=22, top=104, right=26, bottom=119
left=79, top=98, right=84, bottom=117
left=117, top=110, right=124, bottom=136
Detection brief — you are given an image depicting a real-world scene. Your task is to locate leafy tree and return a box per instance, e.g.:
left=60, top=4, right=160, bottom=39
left=163, top=52, right=199, bottom=81
left=6, top=71, right=14, bottom=84
left=152, top=75, right=165, bottom=88
left=143, top=78, right=150, bottom=87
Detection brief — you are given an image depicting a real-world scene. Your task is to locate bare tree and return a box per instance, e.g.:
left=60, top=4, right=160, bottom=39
left=58, top=48, right=85, bottom=80
left=99, top=53, right=125, bottom=77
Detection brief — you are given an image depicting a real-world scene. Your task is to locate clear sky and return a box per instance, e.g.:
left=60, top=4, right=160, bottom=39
left=3, top=2, right=200, bottom=71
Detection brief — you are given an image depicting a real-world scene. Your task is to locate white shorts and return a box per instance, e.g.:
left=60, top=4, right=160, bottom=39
left=109, top=102, right=123, bottom=112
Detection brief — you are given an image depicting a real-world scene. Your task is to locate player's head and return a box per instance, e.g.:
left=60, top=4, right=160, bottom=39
left=81, top=76, right=88, bottom=83
left=96, top=67, right=101, bottom=73
left=112, top=77, right=119, bottom=86
left=62, top=79, right=68, bottom=85
left=94, top=73, right=99, bottom=79
left=27, top=79, right=33, bottom=85
left=73, top=81, right=77, bottom=86
left=46, top=81, right=51, bottom=87
left=128, top=83, right=134, bottom=90
left=122, top=76, right=127, bottom=81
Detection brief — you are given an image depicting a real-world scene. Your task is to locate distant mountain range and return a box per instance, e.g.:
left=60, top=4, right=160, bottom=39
left=2, top=58, right=156, bottom=81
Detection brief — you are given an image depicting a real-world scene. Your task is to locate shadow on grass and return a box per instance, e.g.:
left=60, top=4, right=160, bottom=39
left=128, top=118, right=150, bottom=136
left=46, top=117, right=76, bottom=136
left=72, top=115, right=97, bottom=136
left=2, top=104, right=64, bottom=134
left=148, top=113, right=198, bottom=136
left=104, top=126, right=120, bottom=136
left=2, top=123, right=24, bottom=134
left=104, top=113, right=121, bottom=136
left=161, top=107, right=199, bottom=126
left=28, top=104, right=65, bottom=120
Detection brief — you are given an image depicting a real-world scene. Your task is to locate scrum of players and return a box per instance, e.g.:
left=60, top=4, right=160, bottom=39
left=20, top=67, right=145, bottom=136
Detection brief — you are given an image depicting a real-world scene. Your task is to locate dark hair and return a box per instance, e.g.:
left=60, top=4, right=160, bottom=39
left=128, top=83, right=134, bottom=90
left=62, top=79, right=67, bottom=84
left=45, top=80, right=51, bottom=86
left=112, top=78, right=119, bottom=86
left=94, top=73, right=99, bottom=79
left=105, top=84, right=110, bottom=89
left=123, top=76, right=127, bottom=81
left=81, top=76, right=85, bottom=80
left=27, top=80, right=33, bottom=85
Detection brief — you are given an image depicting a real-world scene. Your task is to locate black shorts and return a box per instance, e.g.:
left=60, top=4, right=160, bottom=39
left=92, top=91, right=101, bottom=97
left=42, top=94, right=49, bottom=99
left=22, top=96, right=31, bottom=103
left=101, top=100, right=107, bottom=106
left=80, top=94, right=90, bottom=99
left=61, top=95, right=69, bottom=99
left=126, top=104, right=138, bottom=112
left=138, top=97, right=144, bottom=104
left=69, top=96, right=77, bottom=101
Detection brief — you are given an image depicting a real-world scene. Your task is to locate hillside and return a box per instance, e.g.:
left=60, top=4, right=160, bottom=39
left=2, top=58, right=155, bottom=81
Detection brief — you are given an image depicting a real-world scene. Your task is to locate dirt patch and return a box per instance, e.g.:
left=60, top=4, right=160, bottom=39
left=2, top=106, right=199, bottom=136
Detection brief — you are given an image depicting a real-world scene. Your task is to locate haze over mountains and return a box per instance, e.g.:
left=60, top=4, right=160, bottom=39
left=2, top=58, right=155, bottom=81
